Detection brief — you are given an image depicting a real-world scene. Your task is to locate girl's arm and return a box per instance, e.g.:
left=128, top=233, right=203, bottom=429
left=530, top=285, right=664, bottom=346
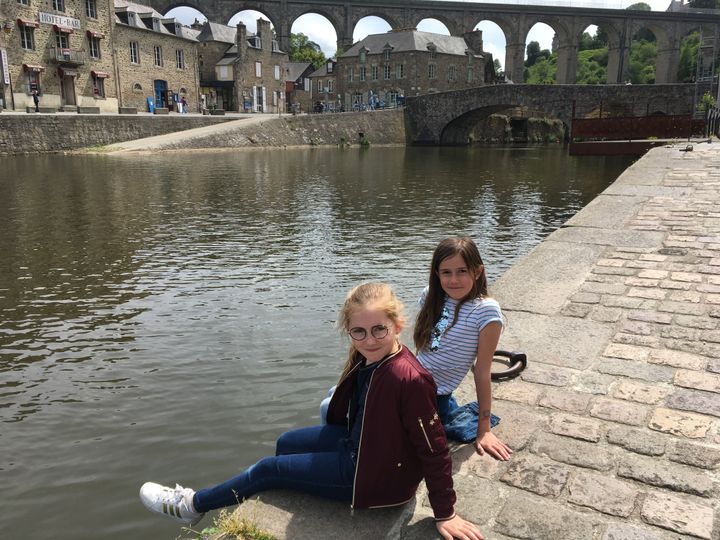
left=473, top=321, right=512, bottom=460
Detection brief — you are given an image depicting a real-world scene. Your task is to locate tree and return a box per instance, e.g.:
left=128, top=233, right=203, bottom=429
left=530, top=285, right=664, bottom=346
left=289, top=33, right=326, bottom=69
left=629, top=40, right=656, bottom=83
left=626, top=2, right=652, bottom=9
left=525, top=41, right=551, bottom=67
left=525, top=54, right=557, bottom=83
left=678, top=31, right=700, bottom=82
left=493, top=59, right=503, bottom=76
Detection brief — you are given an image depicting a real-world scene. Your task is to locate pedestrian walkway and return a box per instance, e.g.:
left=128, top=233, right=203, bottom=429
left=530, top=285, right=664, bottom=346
left=223, top=141, right=720, bottom=540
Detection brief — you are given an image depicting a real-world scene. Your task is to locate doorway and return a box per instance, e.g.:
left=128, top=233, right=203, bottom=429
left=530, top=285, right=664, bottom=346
left=154, top=79, right=167, bottom=109
left=61, top=72, right=76, bottom=106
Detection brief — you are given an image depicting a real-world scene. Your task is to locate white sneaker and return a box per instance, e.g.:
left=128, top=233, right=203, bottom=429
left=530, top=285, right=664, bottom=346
left=139, top=482, right=204, bottom=525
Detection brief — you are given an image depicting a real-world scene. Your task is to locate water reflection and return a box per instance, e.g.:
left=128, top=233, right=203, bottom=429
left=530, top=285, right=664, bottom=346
left=0, top=146, right=632, bottom=539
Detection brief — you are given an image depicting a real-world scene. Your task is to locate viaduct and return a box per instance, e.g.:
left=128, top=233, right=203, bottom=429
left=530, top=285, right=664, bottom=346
left=141, top=0, right=720, bottom=85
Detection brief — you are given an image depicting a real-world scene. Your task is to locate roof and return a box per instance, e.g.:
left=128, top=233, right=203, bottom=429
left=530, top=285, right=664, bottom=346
left=216, top=56, right=236, bottom=66
left=196, top=21, right=237, bottom=44
left=284, top=62, right=313, bottom=81
left=308, top=60, right=336, bottom=78
left=114, top=0, right=198, bottom=41
left=341, top=30, right=472, bottom=58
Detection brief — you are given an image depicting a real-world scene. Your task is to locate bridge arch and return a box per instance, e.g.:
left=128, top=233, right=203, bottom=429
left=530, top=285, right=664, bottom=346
left=287, top=6, right=345, bottom=53
left=473, top=19, right=508, bottom=77
left=351, top=12, right=399, bottom=37
left=410, top=14, right=462, bottom=37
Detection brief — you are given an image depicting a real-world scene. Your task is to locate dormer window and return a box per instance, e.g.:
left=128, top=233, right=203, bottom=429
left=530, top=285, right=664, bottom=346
left=249, top=35, right=261, bottom=48
left=359, top=47, right=368, bottom=63
left=427, top=43, right=437, bottom=59
left=327, top=61, right=333, bottom=73
left=383, top=45, right=393, bottom=61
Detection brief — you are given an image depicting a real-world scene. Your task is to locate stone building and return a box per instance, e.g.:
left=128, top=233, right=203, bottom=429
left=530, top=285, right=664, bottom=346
left=194, top=20, right=235, bottom=111
left=284, top=61, right=314, bottom=113
left=0, top=0, right=118, bottom=112
left=113, top=0, right=200, bottom=112
left=307, top=59, right=339, bottom=111
left=338, top=29, right=494, bottom=109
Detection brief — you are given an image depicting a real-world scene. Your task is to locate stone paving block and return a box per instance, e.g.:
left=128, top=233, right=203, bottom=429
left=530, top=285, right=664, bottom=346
left=610, top=380, right=671, bottom=404
left=639, top=254, right=668, bottom=262
left=673, top=314, right=717, bottom=330
left=494, top=492, right=598, bottom=540
left=625, top=277, right=660, bottom=288
left=549, top=412, right=602, bottom=442
left=520, top=362, right=575, bottom=387
left=596, top=357, right=675, bottom=384
left=570, top=292, right=601, bottom=304
left=591, top=306, right=624, bottom=322
left=567, top=471, right=639, bottom=517
left=588, top=274, right=627, bottom=284
left=531, top=431, right=614, bottom=471
left=665, top=388, right=720, bottom=418
left=604, top=343, right=651, bottom=361
left=674, top=369, right=720, bottom=394
left=708, top=357, right=720, bottom=374
left=658, top=279, right=692, bottom=290
left=551, top=227, right=664, bottom=250
left=640, top=492, right=714, bottom=539
left=491, top=402, right=548, bottom=452
left=493, top=380, right=545, bottom=405
left=601, top=522, right=666, bottom=540
left=561, top=303, right=592, bottom=318
left=442, top=475, right=505, bottom=526
left=598, top=258, right=627, bottom=267
left=668, top=439, right=720, bottom=469
left=627, top=310, right=673, bottom=324
left=603, top=296, right=646, bottom=309
left=539, top=387, right=592, bottom=414
left=638, top=270, right=668, bottom=279
left=660, top=325, right=699, bottom=341
left=657, top=300, right=706, bottom=314
left=499, top=455, right=570, bottom=497
left=617, top=454, right=715, bottom=497
left=497, top=311, right=612, bottom=370
left=710, top=307, right=720, bottom=318
left=663, top=339, right=720, bottom=359
left=595, top=267, right=637, bottom=277
left=668, top=290, right=701, bottom=303
left=572, top=371, right=617, bottom=395
left=697, top=283, right=720, bottom=293
left=619, top=320, right=657, bottom=336
left=706, top=293, right=720, bottom=304
left=582, top=281, right=629, bottom=295
left=649, top=408, right=713, bottom=439
left=702, top=329, right=720, bottom=344
left=628, top=288, right=668, bottom=300
left=590, top=397, right=650, bottom=426
left=606, top=425, right=666, bottom=456
left=453, top=445, right=501, bottom=479
left=613, top=332, right=660, bottom=348
left=649, top=349, right=707, bottom=370
left=625, top=260, right=661, bottom=269
left=670, top=272, right=703, bottom=283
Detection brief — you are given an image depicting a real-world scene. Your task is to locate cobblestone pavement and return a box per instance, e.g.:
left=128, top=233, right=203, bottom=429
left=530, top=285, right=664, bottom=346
left=224, top=142, right=720, bottom=540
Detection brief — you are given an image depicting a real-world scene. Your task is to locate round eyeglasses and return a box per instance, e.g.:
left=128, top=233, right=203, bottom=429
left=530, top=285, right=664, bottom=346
left=348, top=324, right=390, bottom=341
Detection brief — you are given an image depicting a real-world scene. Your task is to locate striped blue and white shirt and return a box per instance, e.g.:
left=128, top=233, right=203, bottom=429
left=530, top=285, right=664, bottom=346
left=416, top=289, right=503, bottom=395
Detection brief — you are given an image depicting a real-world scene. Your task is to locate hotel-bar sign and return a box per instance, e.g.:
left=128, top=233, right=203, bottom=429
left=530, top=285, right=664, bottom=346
left=39, top=12, right=81, bottom=29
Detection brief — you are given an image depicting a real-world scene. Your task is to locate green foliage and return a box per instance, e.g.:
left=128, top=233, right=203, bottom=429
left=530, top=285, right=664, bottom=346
left=183, top=506, right=276, bottom=540
left=628, top=40, right=656, bottom=83
left=493, top=59, right=502, bottom=76
left=699, top=91, right=717, bottom=112
left=678, top=31, right=700, bottom=82
left=359, top=135, right=370, bottom=147
left=525, top=54, right=557, bottom=83
left=579, top=31, right=608, bottom=51
left=525, top=41, right=551, bottom=68
left=290, top=33, right=326, bottom=69
left=576, top=48, right=608, bottom=84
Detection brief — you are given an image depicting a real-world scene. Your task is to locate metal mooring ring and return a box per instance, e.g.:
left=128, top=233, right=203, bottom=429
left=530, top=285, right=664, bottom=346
left=491, top=350, right=527, bottom=381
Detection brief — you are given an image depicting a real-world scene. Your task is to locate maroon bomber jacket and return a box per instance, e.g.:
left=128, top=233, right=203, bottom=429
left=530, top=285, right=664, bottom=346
left=326, top=345, right=456, bottom=520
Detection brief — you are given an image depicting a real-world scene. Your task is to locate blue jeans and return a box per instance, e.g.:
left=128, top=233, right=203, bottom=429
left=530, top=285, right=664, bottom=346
left=436, top=394, right=500, bottom=444
left=193, top=424, right=355, bottom=512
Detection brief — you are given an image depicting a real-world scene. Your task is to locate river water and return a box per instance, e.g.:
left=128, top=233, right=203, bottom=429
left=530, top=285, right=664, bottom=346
left=0, top=146, right=632, bottom=539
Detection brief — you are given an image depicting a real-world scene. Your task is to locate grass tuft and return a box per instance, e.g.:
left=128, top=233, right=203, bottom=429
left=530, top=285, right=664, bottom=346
left=182, top=500, right=276, bottom=540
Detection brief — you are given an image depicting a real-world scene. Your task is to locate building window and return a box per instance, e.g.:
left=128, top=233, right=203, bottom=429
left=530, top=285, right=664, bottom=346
left=317, top=79, right=322, bottom=92
left=129, top=41, right=139, bottom=64
left=93, top=74, right=105, bottom=98
left=347, top=68, right=353, bottom=82
left=326, top=61, right=333, bottom=73
left=154, top=46, right=163, bottom=67
left=384, top=48, right=390, bottom=61
left=359, top=66, right=366, bottom=81
left=20, top=26, right=35, bottom=50
left=467, top=67, right=473, bottom=83
left=55, top=31, right=69, bottom=49
left=274, top=65, right=280, bottom=80
left=359, top=50, right=366, bottom=63
left=371, top=65, right=378, bottom=80
left=448, top=65, right=456, bottom=82
left=176, top=49, right=184, bottom=69
left=383, top=65, right=390, bottom=80
left=52, top=0, right=64, bottom=11
left=396, top=63, right=404, bottom=79
left=18, top=0, right=29, bottom=5
left=428, top=63, right=436, bottom=79
left=86, top=0, right=97, bottom=18
left=327, top=79, right=334, bottom=92
left=88, top=36, right=101, bottom=59
left=255, top=61, right=262, bottom=77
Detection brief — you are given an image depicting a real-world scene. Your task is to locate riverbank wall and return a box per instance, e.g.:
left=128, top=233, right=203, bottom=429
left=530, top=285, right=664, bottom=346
left=217, top=141, right=720, bottom=539
left=0, top=114, right=233, bottom=155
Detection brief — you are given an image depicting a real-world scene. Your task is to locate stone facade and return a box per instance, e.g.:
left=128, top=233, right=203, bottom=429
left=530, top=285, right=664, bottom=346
left=231, top=19, right=288, bottom=113
left=337, top=29, right=493, bottom=110
left=0, top=0, right=118, bottom=112
left=307, top=59, right=339, bottom=112
left=284, top=60, right=314, bottom=113
left=194, top=20, right=235, bottom=111
left=113, top=1, right=199, bottom=112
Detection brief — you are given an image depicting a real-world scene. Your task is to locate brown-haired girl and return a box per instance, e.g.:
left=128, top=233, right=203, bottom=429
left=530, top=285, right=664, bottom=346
left=140, top=282, right=484, bottom=540
left=414, top=237, right=512, bottom=461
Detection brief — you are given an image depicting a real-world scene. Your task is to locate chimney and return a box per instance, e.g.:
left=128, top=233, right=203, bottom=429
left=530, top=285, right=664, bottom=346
left=236, top=21, right=247, bottom=61
left=257, top=18, right=271, bottom=50
left=463, top=30, right=484, bottom=54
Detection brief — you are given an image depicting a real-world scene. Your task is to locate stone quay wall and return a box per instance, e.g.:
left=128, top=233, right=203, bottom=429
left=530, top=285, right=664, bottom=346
left=0, top=115, right=232, bottom=155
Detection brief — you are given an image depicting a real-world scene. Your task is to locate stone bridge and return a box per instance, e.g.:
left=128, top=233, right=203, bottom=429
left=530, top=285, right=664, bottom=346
left=144, top=0, right=719, bottom=84
left=404, top=82, right=711, bottom=144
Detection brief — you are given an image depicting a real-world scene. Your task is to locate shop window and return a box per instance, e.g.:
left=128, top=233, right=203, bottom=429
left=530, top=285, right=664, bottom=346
left=130, top=41, right=139, bottom=64
left=396, top=63, right=404, bottom=79
left=428, top=63, right=436, bottom=79
left=88, top=36, right=101, bottom=59
left=154, top=46, right=163, bottom=67
left=27, top=71, right=41, bottom=94
left=93, top=75, right=105, bottom=98
left=52, top=0, right=64, bottom=11
left=176, top=49, right=184, bottom=69
left=86, top=0, right=97, bottom=18
left=255, top=61, right=262, bottom=77
left=20, top=26, right=35, bottom=50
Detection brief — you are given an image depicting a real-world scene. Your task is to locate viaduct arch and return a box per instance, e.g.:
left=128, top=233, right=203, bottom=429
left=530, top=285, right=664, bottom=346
left=148, top=0, right=719, bottom=84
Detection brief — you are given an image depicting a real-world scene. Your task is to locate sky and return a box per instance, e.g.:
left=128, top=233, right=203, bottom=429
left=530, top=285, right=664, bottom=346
left=166, top=0, right=673, bottom=70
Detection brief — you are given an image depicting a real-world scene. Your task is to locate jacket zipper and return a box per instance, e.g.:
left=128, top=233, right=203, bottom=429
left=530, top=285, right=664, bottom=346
left=418, top=417, right=435, bottom=453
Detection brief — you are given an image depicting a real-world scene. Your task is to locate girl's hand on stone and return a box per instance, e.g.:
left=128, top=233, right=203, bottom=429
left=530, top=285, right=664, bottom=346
left=475, top=431, right=512, bottom=461
left=436, top=514, right=484, bottom=540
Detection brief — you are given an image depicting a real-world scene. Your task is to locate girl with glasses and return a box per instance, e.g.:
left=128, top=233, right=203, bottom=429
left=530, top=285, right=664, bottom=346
left=140, top=282, right=484, bottom=540
left=414, top=237, right=512, bottom=461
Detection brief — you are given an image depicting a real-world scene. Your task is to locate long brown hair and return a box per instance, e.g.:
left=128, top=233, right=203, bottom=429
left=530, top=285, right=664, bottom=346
left=337, top=282, right=406, bottom=381
left=413, top=237, right=488, bottom=352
